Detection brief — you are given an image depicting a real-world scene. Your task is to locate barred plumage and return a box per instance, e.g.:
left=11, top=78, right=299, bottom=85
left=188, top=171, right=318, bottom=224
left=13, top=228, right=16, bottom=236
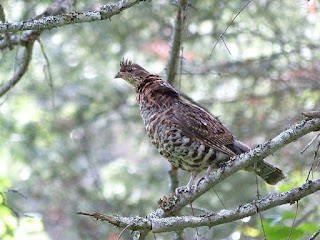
left=115, top=60, right=287, bottom=192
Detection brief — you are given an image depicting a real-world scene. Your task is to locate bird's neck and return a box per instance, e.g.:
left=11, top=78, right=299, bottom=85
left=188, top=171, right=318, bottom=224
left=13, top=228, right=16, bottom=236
left=135, top=75, right=179, bottom=114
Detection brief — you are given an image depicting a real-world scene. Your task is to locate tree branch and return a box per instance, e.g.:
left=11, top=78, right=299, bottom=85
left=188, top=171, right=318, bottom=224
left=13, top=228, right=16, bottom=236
left=78, top=118, right=320, bottom=235
left=0, top=31, right=40, bottom=50
left=78, top=178, right=320, bottom=233
left=157, top=118, right=320, bottom=216
left=0, top=0, right=151, bottom=34
left=309, top=226, right=320, bottom=240
left=0, top=4, right=11, bottom=50
left=166, top=0, right=188, bottom=85
left=152, top=179, right=320, bottom=233
left=0, top=0, right=76, bottom=97
left=0, top=42, right=34, bottom=97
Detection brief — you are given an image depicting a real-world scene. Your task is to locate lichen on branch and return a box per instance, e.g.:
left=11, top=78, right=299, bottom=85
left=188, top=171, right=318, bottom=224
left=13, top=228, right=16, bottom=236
left=78, top=178, right=320, bottom=233
left=0, top=0, right=151, bottom=33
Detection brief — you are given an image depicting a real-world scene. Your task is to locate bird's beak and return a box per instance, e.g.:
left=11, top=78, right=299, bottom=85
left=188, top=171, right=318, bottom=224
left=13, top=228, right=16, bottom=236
left=114, top=72, right=123, bottom=78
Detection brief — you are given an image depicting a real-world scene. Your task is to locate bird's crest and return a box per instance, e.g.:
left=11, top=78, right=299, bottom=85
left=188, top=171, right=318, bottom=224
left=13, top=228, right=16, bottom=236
left=120, top=59, right=133, bottom=70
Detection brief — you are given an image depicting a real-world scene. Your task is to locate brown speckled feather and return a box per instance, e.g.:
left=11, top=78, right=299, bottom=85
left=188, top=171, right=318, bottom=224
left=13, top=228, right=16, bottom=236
left=174, top=101, right=236, bottom=157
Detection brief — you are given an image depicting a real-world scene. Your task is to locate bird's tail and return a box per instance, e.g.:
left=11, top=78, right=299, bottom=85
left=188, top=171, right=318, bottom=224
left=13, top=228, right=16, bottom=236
left=232, top=140, right=287, bottom=185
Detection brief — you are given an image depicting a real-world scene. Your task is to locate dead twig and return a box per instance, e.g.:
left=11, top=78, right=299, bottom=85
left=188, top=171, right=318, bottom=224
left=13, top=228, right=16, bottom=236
left=208, top=0, right=252, bottom=59
left=300, top=133, right=320, bottom=154
left=287, top=201, right=299, bottom=240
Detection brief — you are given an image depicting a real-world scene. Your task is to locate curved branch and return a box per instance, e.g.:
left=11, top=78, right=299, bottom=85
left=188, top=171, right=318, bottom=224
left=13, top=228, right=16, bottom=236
left=0, top=0, right=151, bottom=34
left=78, top=178, right=320, bottom=233
left=0, top=42, right=34, bottom=97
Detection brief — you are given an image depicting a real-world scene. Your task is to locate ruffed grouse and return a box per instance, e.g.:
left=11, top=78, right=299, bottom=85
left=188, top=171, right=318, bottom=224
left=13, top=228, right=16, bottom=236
left=115, top=60, right=286, bottom=193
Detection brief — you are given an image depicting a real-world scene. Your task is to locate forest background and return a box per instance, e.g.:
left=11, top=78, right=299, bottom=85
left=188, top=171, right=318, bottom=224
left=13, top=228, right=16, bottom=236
left=0, top=0, right=320, bottom=239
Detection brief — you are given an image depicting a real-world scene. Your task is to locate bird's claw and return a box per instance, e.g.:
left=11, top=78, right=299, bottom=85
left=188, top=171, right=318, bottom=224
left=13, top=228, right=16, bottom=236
left=175, top=186, right=191, bottom=197
left=195, top=174, right=210, bottom=190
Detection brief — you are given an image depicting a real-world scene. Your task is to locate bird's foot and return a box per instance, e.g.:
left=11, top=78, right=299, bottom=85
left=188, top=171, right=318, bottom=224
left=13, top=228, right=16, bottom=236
left=195, top=166, right=212, bottom=190
left=175, top=186, right=190, bottom=197
left=175, top=172, right=198, bottom=196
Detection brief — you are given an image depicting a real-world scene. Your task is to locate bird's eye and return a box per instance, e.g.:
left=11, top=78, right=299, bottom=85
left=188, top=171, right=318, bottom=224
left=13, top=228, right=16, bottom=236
left=128, top=68, right=132, bottom=72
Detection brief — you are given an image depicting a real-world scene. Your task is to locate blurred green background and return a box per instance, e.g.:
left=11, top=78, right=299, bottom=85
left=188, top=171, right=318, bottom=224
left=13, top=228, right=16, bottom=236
left=0, top=0, right=320, bottom=239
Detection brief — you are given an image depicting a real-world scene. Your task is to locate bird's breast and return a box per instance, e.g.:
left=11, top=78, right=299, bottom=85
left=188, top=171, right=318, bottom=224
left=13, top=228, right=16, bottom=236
left=139, top=100, right=224, bottom=172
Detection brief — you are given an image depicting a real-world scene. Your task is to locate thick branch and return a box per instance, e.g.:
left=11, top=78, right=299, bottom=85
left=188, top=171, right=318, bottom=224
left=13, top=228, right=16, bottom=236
left=0, top=42, right=34, bottom=97
left=78, top=178, right=320, bottom=233
left=166, top=0, right=188, bottom=85
left=0, top=0, right=150, bottom=33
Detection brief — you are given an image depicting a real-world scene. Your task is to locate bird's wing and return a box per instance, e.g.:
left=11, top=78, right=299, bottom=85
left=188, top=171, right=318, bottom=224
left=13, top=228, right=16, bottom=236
left=174, top=100, right=236, bottom=157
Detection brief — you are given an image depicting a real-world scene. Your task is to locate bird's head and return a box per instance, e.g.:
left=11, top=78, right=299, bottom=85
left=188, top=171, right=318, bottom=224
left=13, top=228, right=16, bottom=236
left=115, top=59, right=150, bottom=88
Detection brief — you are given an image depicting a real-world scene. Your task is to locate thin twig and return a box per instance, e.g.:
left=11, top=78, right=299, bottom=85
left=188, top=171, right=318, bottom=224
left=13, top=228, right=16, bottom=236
left=5, top=189, right=27, bottom=199
left=300, top=133, right=320, bottom=154
left=38, top=38, right=55, bottom=111
left=189, top=202, right=201, bottom=239
left=208, top=0, right=252, bottom=59
left=287, top=201, right=299, bottom=240
left=0, top=191, right=20, bottom=219
left=211, top=188, right=227, bottom=209
left=221, top=37, right=231, bottom=55
left=306, top=140, right=320, bottom=181
left=294, top=199, right=319, bottom=226
left=302, top=0, right=311, bottom=5
left=185, top=205, right=211, bottom=213
left=118, top=224, right=131, bottom=240
left=255, top=172, right=266, bottom=240
left=309, top=226, right=320, bottom=240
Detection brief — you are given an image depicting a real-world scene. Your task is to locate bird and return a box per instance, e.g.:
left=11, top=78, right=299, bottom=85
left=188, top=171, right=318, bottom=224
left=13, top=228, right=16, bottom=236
left=115, top=59, right=287, bottom=194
